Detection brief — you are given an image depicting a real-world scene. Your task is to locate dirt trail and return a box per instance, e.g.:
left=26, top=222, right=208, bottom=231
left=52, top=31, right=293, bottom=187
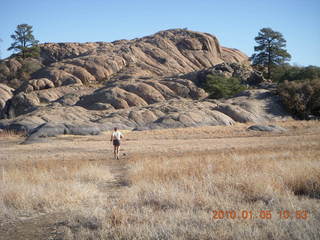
left=98, top=158, right=130, bottom=199
left=0, top=156, right=129, bottom=240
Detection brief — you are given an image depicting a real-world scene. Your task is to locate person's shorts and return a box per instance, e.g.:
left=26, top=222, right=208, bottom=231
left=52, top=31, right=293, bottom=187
left=113, top=139, right=120, bottom=146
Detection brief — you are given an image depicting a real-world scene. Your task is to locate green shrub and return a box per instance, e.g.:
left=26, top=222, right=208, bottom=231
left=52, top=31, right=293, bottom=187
left=20, top=59, right=42, bottom=74
left=17, top=58, right=43, bottom=81
left=277, top=79, right=320, bottom=119
left=272, top=64, right=320, bottom=82
left=203, top=74, right=246, bottom=99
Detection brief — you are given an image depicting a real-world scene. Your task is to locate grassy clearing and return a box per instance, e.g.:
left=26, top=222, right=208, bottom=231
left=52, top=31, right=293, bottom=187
left=0, top=120, right=319, bottom=239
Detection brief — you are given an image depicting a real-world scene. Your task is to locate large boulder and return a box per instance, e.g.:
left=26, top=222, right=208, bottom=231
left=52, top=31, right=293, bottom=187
left=15, top=78, right=55, bottom=93
left=25, top=122, right=102, bottom=144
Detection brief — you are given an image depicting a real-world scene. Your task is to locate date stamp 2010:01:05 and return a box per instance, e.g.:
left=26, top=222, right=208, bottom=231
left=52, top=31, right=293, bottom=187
left=212, top=210, right=308, bottom=220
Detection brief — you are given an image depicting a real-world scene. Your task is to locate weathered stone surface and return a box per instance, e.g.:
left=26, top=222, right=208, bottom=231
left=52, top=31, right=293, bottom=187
left=215, top=89, right=288, bottom=123
left=0, top=117, right=44, bottom=132
left=32, top=68, right=83, bottom=86
left=248, top=125, right=287, bottom=132
left=29, top=29, right=249, bottom=87
left=0, top=84, right=13, bottom=111
left=25, top=122, right=101, bottom=144
left=215, top=104, right=258, bottom=123
left=15, top=78, right=55, bottom=94
left=0, top=29, right=293, bottom=141
left=96, top=89, right=290, bottom=130
left=1, top=85, right=96, bottom=118
left=77, top=78, right=207, bottom=110
left=0, top=88, right=291, bottom=141
left=76, top=87, right=148, bottom=110
left=96, top=99, right=237, bottom=130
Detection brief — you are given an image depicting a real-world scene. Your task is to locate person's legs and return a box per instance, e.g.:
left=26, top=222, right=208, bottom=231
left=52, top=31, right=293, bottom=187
left=113, top=145, right=117, bottom=159
left=116, top=145, right=120, bottom=159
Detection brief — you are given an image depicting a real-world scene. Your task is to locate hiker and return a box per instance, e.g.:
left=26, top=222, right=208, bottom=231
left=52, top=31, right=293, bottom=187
left=110, top=127, right=123, bottom=160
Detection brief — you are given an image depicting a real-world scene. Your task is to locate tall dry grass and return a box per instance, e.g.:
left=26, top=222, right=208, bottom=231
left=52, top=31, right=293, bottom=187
left=0, top=129, right=26, bottom=138
left=98, top=136, right=320, bottom=239
left=0, top=159, right=112, bottom=220
left=1, top=120, right=319, bottom=239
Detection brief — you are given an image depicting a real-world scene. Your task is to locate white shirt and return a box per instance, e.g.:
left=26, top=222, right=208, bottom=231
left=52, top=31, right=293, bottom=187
left=112, top=131, right=123, bottom=140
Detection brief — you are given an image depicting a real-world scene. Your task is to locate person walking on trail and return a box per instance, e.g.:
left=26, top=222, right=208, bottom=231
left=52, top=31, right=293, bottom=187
left=110, top=127, right=123, bottom=160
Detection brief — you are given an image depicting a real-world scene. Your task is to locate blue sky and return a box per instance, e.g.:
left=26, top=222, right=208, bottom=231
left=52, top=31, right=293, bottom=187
left=0, top=0, right=319, bottom=66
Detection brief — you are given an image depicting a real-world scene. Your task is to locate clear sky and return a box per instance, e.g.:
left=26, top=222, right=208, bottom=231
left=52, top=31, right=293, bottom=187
left=0, top=0, right=319, bottom=66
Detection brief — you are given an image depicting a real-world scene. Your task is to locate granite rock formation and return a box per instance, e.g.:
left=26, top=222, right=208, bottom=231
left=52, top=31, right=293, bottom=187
left=0, top=29, right=290, bottom=142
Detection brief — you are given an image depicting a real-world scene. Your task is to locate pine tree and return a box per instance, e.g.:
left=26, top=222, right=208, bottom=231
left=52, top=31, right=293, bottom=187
left=251, top=28, right=291, bottom=79
left=8, top=24, right=40, bottom=59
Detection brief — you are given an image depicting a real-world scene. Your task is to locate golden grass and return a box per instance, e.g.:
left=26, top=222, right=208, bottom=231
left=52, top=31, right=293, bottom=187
left=0, top=159, right=112, bottom=219
left=101, top=146, right=320, bottom=239
left=127, top=120, right=320, bottom=140
left=0, top=120, right=319, bottom=239
left=97, top=121, right=320, bottom=239
left=0, top=129, right=26, bottom=138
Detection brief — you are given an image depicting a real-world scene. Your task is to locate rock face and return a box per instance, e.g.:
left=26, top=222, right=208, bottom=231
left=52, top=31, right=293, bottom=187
left=0, top=84, right=13, bottom=112
left=0, top=88, right=290, bottom=143
left=31, top=29, right=249, bottom=87
left=95, top=89, right=289, bottom=130
left=77, top=78, right=207, bottom=110
left=1, top=85, right=95, bottom=118
left=0, top=29, right=290, bottom=141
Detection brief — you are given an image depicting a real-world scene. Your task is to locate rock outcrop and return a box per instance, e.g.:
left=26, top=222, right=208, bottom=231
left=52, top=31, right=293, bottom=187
left=77, top=78, right=207, bottom=110
left=0, top=29, right=290, bottom=142
left=30, top=29, right=249, bottom=87
left=0, top=88, right=290, bottom=143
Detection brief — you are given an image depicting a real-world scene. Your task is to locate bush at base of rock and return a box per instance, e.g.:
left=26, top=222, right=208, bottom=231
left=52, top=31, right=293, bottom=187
left=203, top=74, right=247, bottom=99
left=277, top=79, right=320, bottom=119
left=272, top=64, right=320, bottom=83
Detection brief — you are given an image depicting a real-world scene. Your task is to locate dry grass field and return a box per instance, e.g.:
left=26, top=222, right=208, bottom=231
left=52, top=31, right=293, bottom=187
left=0, top=120, right=320, bottom=239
